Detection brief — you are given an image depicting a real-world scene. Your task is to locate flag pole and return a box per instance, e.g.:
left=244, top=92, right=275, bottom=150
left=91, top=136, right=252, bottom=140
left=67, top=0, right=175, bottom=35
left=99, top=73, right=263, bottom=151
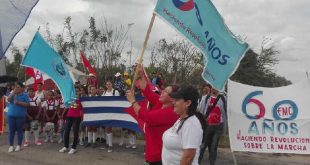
left=17, top=26, right=41, bottom=82
left=80, top=51, right=87, bottom=74
left=24, top=71, right=27, bottom=86
left=131, top=13, right=156, bottom=90
left=231, top=151, right=238, bottom=165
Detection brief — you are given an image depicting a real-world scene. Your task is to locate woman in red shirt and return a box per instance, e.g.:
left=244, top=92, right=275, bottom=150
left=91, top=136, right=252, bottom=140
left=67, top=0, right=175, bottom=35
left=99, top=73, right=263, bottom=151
left=126, top=64, right=179, bottom=165
left=59, top=87, right=83, bottom=154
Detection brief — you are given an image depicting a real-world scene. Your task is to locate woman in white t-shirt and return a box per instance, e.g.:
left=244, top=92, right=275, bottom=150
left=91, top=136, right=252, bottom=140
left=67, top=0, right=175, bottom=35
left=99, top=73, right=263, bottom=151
left=102, top=80, right=119, bottom=153
left=162, top=85, right=205, bottom=165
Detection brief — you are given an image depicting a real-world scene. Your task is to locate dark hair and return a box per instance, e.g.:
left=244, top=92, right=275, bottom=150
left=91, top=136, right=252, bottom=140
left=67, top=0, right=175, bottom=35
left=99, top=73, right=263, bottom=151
left=48, top=90, right=54, bottom=96
left=169, top=84, right=179, bottom=94
left=27, top=87, right=34, bottom=92
left=105, top=79, right=113, bottom=84
left=203, top=83, right=212, bottom=89
left=173, top=85, right=207, bottom=161
left=89, top=85, right=96, bottom=89
left=16, top=82, right=25, bottom=88
left=174, top=85, right=206, bottom=134
left=55, top=89, right=61, bottom=95
left=80, top=86, right=88, bottom=95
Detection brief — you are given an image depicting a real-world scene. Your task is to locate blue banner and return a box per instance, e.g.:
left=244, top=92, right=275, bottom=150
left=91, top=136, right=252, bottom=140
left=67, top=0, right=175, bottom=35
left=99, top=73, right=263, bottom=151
left=0, top=0, right=39, bottom=59
left=22, top=32, right=75, bottom=107
left=155, top=0, right=249, bottom=90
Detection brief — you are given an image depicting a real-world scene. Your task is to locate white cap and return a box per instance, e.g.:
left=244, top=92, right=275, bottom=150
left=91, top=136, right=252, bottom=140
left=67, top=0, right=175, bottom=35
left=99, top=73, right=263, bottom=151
left=115, top=72, right=121, bottom=77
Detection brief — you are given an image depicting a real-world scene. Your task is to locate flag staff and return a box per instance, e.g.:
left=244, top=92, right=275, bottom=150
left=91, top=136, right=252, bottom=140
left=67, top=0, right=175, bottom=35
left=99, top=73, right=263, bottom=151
left=231, top=151, right=238, bottom=165
left=131, top=13, right=156, bottom=90
left=79, top=51, right=87, bottom=74
left=17, top=26, right=41, bottom=81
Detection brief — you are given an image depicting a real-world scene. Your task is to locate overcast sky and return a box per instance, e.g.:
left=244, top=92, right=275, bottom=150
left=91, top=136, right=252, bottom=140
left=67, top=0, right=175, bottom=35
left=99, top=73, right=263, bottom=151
left=6, top=0, right=310, bottom=83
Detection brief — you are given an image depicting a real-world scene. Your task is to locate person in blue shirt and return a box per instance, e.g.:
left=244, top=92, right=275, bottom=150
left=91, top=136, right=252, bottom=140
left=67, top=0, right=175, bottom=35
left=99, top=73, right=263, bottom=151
left=6, top=82, right=30, bottom=153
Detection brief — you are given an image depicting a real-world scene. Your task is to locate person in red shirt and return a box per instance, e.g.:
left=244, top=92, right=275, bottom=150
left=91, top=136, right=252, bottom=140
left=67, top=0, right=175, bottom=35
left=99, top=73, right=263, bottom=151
left=59, top=86, right=83, bottom=154
left=126, top=64, right=179, bottom=165
left=87, top=74, right=99, bottom=88
left=204, top=88, right=226, bottom=165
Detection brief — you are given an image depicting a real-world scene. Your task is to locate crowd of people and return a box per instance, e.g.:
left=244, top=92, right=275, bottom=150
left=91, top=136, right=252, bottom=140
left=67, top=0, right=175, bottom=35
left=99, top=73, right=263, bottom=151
left=4, top=65, right=227, bottom=165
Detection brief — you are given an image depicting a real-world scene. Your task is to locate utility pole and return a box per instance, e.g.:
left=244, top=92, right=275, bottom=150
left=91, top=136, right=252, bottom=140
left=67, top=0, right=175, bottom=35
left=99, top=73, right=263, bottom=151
left=127, top=23, right=134, bottom=69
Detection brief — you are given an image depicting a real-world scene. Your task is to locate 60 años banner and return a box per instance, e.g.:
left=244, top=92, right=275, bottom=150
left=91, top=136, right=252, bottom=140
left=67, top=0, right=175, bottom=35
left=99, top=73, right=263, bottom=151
left=228, top=79, right=310, bottom=154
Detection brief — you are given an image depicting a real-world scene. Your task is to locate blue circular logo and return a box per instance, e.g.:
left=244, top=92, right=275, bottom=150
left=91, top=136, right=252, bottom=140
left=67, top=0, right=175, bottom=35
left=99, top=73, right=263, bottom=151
left=172, top=0, right=195, bottom=11
left=52, top=58, right=69, bottom=79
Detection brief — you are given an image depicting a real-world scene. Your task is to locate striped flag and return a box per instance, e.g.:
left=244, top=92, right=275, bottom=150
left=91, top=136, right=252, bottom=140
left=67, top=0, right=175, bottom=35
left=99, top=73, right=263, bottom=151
left=80, top=96, right=143, bottom=133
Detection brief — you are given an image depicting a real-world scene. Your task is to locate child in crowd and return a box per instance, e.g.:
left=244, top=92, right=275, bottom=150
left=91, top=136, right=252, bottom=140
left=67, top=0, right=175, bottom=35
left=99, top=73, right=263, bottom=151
left=85, top=85, right=98, bottom=148
left=55, top=90, right=67, bottom=143
left=42, top=91, right=58, bottom=143
left=24, top=87, right=42, bottom=147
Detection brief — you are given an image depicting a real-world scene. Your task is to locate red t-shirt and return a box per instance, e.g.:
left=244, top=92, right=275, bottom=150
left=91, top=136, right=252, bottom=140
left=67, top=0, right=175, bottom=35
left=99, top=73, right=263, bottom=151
left=66, top=99, right=83, bottom=118
left=207, top=97, right=222, bottom=125
left=139, top=83, right=179, bottom=162
left=87, top=77, right=99, bottom=87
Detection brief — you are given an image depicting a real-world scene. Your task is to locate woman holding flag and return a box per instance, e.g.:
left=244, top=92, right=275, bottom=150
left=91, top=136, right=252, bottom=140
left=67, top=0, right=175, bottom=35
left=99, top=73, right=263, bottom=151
left=126, top=64, right=179, bottom=165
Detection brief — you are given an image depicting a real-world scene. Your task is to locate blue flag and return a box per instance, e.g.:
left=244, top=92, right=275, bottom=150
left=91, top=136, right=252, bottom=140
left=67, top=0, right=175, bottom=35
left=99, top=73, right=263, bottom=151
left=155, top=0, right=249, bottom=90
left=0, top=0, right=39, bottom=59
left=22, top=32, right=75, bottom=107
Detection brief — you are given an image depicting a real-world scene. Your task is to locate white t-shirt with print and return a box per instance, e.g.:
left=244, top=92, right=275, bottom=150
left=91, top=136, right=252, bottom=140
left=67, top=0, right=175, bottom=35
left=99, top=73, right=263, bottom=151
left=162, top=115, right=203, bottom=165
left=35, top=90, right=45, bottom=101
left=102, top=89, right=119, bottom=96
left=55, top=98, right=65, bottom=109
left=42, top=100, right=59, bottom=111
left=29, top=96, right=41, bottom=107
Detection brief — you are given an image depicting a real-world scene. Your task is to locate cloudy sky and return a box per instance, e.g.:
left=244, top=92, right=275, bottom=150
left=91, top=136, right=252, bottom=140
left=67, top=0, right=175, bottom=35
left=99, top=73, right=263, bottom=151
left=6, top=0, right=310, bottom=83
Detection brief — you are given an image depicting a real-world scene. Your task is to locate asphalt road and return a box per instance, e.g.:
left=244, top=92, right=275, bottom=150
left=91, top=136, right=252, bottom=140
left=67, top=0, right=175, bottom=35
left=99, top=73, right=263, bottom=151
left=0, top=133, right=309, bottom=165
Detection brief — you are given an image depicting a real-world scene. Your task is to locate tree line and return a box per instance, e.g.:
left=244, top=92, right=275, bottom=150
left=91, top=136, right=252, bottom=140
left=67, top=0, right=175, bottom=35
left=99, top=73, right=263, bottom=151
left=5, top=16, right=291, bottom=88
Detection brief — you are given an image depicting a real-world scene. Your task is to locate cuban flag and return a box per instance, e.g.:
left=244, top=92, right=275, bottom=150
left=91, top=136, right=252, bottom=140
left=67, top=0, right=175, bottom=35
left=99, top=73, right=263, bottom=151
left=80, top=96, right=143, bottom=133
left=0, top=0, right=39, bottom=59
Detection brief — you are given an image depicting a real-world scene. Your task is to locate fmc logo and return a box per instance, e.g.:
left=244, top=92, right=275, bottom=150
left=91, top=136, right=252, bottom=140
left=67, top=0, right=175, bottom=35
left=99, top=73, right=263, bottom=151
left=172, top=0, right=203, bottom=26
